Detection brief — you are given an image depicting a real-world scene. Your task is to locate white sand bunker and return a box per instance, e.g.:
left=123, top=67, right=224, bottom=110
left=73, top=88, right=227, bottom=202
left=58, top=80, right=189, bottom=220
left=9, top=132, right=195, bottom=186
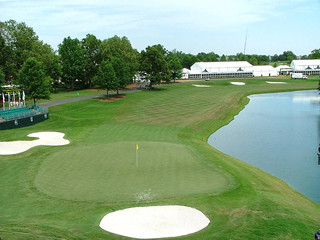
left=192, top=84, right=211, bottom=88
left=230, top=82, right=245, bottom=85
left=99, top=205, right=210, bottom=239
left=0, top=132, right=70, bottom=155
left=266, top=81, right=287, bottom=84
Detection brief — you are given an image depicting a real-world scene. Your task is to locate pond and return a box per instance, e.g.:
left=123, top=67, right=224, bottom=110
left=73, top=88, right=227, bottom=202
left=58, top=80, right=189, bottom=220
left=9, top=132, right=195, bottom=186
left=208, top=90, right=320, bottom=203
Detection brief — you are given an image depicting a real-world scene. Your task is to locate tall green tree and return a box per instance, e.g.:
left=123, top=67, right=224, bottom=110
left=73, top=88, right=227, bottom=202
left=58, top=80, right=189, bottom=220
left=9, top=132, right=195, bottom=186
left=18, top=57, right=50, bottom=104
left=100, top=35, right=139, bottom=85
left=278, top=51, right=297, bottom=62
left=140, top=44, right=170, bottom=88
left=110, top=57, right=131, bottom=94
left=167, top=54, right=182, bottom=82
left=0, top=20, right=40, bottom=83
left=0, top=20, right=59, bottom=85
left=81, top=34, right=101, bottom=88
left=58, top=37, right=85, bottom=90
left=93, top=60, right=118, bottom=98
left=309, top=49, right=320, bottom=59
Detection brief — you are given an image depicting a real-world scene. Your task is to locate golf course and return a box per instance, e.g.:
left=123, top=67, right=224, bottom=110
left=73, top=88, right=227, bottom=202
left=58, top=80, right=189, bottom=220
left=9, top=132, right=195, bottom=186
left=1, top=78, right=320, bottom=239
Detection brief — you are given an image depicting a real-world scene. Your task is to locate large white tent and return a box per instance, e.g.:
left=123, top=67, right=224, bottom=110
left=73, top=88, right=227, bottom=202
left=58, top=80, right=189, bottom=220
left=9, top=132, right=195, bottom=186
left=291, top=59, right=320, bottom=75
left=189, top=61, right=253, bottom=79
left=253, top=65, right=278, bottom=77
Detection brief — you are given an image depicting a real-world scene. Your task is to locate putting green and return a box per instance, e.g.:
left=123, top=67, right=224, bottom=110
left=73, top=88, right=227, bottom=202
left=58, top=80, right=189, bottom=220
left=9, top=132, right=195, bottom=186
left=34, top=141, right=233, bottom=202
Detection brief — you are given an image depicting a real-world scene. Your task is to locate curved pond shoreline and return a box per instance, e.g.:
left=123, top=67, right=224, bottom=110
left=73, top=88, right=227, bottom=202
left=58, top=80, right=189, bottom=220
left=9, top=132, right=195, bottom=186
left=208, top=90, right=320, bottom=203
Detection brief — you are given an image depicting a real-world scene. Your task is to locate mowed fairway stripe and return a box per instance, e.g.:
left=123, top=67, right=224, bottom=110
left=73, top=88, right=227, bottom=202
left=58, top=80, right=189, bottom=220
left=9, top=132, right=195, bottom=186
left=34, top=142, right=232, bottom=202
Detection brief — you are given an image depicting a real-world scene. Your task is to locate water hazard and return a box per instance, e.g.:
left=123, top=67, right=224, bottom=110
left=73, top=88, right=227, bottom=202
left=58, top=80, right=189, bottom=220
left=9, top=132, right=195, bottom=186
left=208, top=90, right=320, bottom=203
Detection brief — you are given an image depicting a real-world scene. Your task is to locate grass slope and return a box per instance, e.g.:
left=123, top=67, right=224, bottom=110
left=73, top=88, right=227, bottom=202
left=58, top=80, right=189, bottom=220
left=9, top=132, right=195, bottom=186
left=0, top=78, right=319, bottom=239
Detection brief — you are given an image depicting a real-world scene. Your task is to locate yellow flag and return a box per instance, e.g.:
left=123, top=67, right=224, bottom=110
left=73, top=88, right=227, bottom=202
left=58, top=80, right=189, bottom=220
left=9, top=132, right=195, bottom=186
left=136, top=144, right=139, bottom=150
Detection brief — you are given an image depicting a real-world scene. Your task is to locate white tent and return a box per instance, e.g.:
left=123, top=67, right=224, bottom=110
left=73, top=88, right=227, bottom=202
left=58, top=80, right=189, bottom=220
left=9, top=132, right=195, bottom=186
left=253, top=65, right=278, bottom=77
left=191, top=61, right=253, bottom=73
left=189, top=61, right=253, bottom=79
left=291, top=59, right=320, bottom=75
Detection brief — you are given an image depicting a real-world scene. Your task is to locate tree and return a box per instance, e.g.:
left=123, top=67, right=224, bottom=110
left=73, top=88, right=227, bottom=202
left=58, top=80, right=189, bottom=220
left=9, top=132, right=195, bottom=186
left=0, top=67, right=5, bottom=85
left=18, top=57, right=50, bottom=104
left=220, top=55, right=227, bottom=61
left=100, top=35, right=139, bottom=87
left=109, top=57, right=131, bottom=94
left=196, top=52, right=219, bottom=62
left=167, top=54, right=182, bottom=82
left=81, top=34, right=101, bottom=88
left=140, top=44, right=170, bottom=88
left=58, top=37, right=85, bottom=90
left=93, top=60, right=118, bottom=98
left=309, top=49, right=320, bottom=59
left=0, top=20, right=59, bottom=86
left=278, top=51, right=297, bottom=62
left=0, top=20, right=40, bottom=83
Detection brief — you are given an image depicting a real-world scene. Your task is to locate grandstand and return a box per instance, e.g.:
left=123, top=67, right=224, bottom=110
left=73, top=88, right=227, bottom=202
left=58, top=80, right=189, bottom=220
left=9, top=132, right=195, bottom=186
left=0, top=106, right=49, bottom=130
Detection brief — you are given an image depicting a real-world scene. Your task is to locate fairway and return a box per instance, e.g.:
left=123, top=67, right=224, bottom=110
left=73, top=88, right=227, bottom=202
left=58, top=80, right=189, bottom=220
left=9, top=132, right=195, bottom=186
left=35, top=141, right=231, bottom=202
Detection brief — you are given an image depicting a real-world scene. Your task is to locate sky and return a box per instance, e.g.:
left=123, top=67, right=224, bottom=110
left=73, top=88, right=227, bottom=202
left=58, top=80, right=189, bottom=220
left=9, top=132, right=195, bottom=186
left=0, top=0, right=319, bottom=56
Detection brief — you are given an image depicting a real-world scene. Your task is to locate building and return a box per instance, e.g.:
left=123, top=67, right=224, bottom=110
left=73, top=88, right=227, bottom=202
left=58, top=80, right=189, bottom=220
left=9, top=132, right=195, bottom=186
left=275, top=65, right=292, bottom=75
left=188, top=61, right=253, bottom=79
left=181, top=68, right=190, bottom=79
left=253, top=65, right=278, bottom=77
left=291, top=59, right=320, bottom=75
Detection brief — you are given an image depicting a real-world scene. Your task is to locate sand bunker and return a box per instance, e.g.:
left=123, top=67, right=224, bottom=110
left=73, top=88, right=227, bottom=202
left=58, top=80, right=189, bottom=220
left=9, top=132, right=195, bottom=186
left=0, top=132, right=70, bottom=155
left=230, top=82, right=245, bottom=85
left=266, top=81, right=287, bottom=84
left=99, top=205, right=210, bottom=239
left=192, top=84, right=211, bottom=88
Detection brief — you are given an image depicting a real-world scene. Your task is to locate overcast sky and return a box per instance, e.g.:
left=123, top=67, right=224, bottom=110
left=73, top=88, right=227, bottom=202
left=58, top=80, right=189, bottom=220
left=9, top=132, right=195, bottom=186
left=1, top=0, right=319, bottom=56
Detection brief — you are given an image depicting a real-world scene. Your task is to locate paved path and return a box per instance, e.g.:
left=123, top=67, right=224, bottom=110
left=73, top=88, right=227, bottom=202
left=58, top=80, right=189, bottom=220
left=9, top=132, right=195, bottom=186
left=38, top=87, right=144, bottom=108
left=38, top=80, right=200, bottom=108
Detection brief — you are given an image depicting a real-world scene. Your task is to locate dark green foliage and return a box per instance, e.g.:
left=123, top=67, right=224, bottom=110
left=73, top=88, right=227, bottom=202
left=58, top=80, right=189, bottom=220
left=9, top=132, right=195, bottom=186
left=18, top=57, right=50, bottom=104
left=0, top=67, right=4, bottom=85
left=0, top=20, right=60, bottom=85
left=109, top=57, right=131, bottom=93
left=167, top=54, right=182, bottom=82
left=309, top=49, right=320, bottom=59
left=93, top=60, right=118, bottom=97
left=81, top=34, right=101, bottom=88
left=140, top=44, right=170, bottom=87
left=100, top=35, right=139, bottom=83
left=196, top=51, right=219, bottom=62
left=58, top=37, right=86, bottom=90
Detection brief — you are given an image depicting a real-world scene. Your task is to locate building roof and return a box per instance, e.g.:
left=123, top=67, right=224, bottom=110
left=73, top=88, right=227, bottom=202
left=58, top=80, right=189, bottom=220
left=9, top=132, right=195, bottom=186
left=291, top=59, right=320, bottom=66
left=275, top=65, right=291, bottom=70
left=253, top=65, right=276, bottom=71
left=193, top=61, right=252, bottom=68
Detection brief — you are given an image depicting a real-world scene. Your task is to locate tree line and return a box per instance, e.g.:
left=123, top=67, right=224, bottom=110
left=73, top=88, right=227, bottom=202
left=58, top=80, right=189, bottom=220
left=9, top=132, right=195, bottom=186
left=1, top=20, right=320, bottom=102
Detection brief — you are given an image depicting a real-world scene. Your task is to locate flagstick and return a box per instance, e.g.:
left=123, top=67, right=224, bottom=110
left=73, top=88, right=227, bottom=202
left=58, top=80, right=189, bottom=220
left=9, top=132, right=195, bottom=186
left=136, top=147, right=139, bottom=168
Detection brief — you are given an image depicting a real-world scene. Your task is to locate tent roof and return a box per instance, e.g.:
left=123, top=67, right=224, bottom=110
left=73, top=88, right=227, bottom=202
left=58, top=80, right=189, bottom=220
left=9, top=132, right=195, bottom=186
left=253, top=65, right=276, bottom=70
left=291, top=59, right=320, bottom=66
left=192, top=61, right=252, bottom=68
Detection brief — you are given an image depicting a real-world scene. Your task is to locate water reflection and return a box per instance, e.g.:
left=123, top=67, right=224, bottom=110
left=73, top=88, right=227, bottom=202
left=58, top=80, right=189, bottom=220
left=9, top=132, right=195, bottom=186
left=208, top=90, right=320, bottom=203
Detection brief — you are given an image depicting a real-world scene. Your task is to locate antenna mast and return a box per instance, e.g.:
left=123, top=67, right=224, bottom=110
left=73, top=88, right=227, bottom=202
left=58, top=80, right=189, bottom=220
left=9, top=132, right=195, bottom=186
left=243, top=29, right=248, bottom=55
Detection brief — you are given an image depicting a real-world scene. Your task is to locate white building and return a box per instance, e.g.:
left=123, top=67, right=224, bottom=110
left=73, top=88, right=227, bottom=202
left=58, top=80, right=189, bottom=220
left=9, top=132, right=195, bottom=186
left=275, top=65, right=292, bottom=75
left=291, top=59, right=320, bottom=75
left=253, top=65, right=278, bottom=77
left=188, top=61, right=253, bottom=79
left=181, top=68, right=190, bottom=79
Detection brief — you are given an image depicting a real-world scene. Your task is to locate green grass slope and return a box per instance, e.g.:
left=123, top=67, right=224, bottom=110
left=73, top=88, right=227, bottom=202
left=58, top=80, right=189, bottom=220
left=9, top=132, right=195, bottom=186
left=0, top=78, right=319, bottom=239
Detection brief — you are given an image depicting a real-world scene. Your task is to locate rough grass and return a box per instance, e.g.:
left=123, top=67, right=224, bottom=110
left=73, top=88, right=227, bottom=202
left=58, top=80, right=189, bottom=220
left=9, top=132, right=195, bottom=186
left=0, top=78, right=320, bottom=239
